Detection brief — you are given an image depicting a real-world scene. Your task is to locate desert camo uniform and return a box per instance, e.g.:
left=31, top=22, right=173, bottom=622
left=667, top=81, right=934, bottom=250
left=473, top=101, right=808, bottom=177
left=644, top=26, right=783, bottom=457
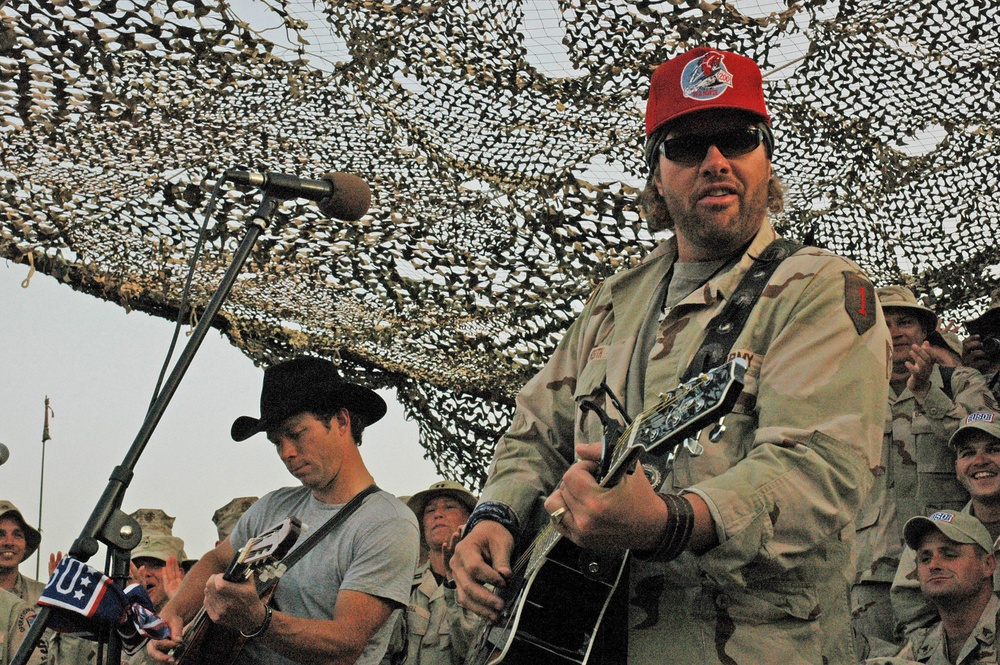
left=852, top=349, right=997, bottom=654
left=478, top=219, right=890, bottom=664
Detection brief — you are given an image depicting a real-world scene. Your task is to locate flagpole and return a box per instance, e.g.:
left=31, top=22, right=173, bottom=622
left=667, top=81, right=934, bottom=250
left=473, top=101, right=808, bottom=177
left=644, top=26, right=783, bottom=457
left=36, top=396, right=52, bottom=581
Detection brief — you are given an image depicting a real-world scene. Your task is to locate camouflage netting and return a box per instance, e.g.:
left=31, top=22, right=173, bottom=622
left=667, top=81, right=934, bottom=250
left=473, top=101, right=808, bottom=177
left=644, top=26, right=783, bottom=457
left=2, top=0, right=998, bottom=489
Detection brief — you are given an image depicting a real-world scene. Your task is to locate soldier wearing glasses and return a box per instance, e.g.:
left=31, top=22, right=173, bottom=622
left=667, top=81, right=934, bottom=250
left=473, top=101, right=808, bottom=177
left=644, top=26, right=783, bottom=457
left=451, top=47, right=889, bottom=664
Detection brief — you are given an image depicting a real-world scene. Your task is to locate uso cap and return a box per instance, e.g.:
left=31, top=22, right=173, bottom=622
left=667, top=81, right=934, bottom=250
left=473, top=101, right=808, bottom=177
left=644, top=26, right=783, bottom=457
left=949, top=412, right=1000, bottom=449
left=646, top=47, right=770, bottom=139
left=904, top=510, right=993, bottom=552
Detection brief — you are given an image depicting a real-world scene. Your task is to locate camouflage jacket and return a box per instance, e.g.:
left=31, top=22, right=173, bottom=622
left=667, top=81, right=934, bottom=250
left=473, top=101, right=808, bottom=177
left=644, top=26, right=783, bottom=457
left=855, top=366, right=998, bottom=585
left=10, top=573, right=45, bottom=608
left=892, top=500, right=1000, bottom=643
left=0, top=589, right=44, bottom=665
left=397, top=562, right=482, bottom=665
left=908, top=593, right=1000, bottom=664
left=479, top=220, right=890, bottom=664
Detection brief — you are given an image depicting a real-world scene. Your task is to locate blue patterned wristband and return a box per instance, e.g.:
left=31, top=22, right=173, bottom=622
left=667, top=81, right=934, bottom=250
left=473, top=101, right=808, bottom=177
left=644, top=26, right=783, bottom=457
left=463, top=501, right=521, bottom=540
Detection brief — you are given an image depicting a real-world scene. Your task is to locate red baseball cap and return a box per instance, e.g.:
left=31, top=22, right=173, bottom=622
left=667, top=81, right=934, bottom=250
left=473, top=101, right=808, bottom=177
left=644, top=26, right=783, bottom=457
left=646, top=47, right=770, bottom=138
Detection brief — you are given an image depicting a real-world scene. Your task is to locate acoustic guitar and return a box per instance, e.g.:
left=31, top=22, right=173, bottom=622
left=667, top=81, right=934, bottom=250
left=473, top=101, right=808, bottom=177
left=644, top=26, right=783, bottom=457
left=170, top=517, right=302, bottom=665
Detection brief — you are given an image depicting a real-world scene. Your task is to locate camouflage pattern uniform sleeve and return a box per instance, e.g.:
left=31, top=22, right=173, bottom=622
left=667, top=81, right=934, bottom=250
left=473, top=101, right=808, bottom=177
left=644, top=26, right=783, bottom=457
left=0, top=590, right=45, bottom=665
left=686, top=252, right=890, bottom=585
left=478, top=281, right=612, bottom=525
left=442, top=584, right=484, bottom=662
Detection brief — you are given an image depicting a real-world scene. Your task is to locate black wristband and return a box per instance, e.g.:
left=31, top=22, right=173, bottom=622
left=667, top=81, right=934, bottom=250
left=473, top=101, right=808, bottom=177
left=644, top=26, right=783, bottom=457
left=633, top=493, right=695, bottom=562
left=463, top=501, right=521, bottom=540
left=240, top=603, right=272, bottom=639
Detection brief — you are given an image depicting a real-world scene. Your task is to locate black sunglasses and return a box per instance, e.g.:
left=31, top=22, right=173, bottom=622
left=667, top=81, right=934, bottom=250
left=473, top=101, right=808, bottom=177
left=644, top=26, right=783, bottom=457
left=659, top=127, right=765, bottom=166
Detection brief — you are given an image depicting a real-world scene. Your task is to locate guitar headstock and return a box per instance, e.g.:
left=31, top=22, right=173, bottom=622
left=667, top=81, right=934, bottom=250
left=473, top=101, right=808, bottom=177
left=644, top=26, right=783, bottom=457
left=225, top=517, right=303, bottom=583
left=634, top=358, right=747, bottom=454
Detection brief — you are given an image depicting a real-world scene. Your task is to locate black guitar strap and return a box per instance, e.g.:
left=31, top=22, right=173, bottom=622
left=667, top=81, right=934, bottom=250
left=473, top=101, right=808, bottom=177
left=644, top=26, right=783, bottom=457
left=682, top=238, right=804, bottom=381
left=256, top=483, right=381, bottom=595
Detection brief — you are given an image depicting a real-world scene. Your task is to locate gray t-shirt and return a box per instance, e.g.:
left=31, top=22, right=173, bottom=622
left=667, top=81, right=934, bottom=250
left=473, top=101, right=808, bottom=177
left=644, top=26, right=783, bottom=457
left=229, top=486, right=420, bottom=665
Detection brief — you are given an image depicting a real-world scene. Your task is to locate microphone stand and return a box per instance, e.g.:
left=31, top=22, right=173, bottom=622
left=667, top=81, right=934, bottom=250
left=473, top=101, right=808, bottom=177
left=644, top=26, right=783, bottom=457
left=12, top=194, right=284, bottom=665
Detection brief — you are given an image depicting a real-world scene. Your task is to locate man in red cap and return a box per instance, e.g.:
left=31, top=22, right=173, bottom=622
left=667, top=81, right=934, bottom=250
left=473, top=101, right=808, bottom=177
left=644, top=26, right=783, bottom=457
left=452, top=47, right=890, bottom=664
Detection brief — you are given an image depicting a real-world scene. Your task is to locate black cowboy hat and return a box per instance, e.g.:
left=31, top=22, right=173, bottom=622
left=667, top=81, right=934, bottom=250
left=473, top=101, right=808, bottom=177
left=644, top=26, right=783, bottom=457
left=231, top=356, right=387, bottom=442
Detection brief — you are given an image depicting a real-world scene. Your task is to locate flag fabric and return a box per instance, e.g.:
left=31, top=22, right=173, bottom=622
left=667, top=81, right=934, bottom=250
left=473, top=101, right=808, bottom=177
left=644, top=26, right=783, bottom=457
left=38, top=556, right=170, bottom=654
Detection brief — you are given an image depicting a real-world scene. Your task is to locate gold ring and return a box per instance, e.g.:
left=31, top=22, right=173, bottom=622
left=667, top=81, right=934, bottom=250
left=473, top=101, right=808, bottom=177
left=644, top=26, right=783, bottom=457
left=549, top=507, right=567, bottom=525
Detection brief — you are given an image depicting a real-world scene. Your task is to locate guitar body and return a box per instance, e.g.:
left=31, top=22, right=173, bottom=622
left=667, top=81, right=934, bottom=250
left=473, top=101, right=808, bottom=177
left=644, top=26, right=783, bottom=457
left=469, top=538, right=627, bottom=665
left=172, top=620, right=245, bottom=665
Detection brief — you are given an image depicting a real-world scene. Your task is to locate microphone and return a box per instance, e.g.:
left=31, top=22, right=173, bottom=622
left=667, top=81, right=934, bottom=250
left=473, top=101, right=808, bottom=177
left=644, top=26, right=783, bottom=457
left=226, top=170, right=371, bottom=221
left=0, top=443, right=8, bottom=466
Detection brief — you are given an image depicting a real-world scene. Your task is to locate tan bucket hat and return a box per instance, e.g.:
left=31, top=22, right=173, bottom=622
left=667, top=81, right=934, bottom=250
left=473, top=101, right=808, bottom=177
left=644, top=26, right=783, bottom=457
left=0, top=501, right=41, bottom=560
left=877, top=285, right=938, bottom=332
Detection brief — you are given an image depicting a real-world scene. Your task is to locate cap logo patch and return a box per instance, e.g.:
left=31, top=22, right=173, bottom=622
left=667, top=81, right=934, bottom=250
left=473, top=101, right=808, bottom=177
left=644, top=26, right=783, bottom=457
left=681, top=51, right=733, bottom=102
left=929, top=511, right=955, bottom=522
left=967, top=412, right=995, bottom=424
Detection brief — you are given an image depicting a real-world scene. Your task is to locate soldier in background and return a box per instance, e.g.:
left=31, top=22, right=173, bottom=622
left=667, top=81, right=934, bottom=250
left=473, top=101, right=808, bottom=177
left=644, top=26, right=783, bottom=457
left=901, top=511, right=997, bottom=664
left=0, top=589, right=44, bottom=665
left=0, top=502, right=44, bottom=606
left=889, top=411, right=1000, bottom=649
left=128, top=508, right=187, bottom=613
left=852, top=286, right=998, bottom=657
left=398, top=481, right=481, bottom=665
left=964, top=288, right=1000, bottom=402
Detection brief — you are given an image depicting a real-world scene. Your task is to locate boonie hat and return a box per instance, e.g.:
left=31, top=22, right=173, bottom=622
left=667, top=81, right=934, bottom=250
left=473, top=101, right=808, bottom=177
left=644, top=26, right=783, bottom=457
left=904, top=510, right=993, bottom=552
left=949, top=411, right=1000, bottom=449
left=129, top=508, right=187, bottom=564
left=967, top=288, right=1000, bottom=336
left=231, top=356, right=387, bottom=442
left=0, top=501, right=41, bottom=560
left=212, top=496, right=258, bottom=542
left=407, top=480, right=478, bottom=521
left=645, top=47, right=770, bottom=139
left=876, top=285, right=938, bottom=333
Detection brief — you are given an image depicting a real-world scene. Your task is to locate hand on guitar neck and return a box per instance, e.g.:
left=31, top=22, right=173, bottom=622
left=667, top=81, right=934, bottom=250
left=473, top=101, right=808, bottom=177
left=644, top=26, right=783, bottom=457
left=203, top=574, right=270, bottom=636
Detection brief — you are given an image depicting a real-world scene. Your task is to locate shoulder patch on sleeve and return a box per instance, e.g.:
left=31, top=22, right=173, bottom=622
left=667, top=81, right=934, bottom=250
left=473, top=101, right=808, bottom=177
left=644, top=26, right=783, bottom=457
left=843, top=271, right=876, bottom=335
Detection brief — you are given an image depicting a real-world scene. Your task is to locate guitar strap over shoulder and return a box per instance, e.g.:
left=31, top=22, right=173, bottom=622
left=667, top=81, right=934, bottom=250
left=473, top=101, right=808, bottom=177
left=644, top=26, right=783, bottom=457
left=257, top=483, right=381, bottom=595
left=682, top=238, right=804, bottom=381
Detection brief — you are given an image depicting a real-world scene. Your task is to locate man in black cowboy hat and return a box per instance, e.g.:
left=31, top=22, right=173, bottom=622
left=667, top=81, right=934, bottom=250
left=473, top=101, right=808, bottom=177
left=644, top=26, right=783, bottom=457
left=149, top=356, right=420, bottom=665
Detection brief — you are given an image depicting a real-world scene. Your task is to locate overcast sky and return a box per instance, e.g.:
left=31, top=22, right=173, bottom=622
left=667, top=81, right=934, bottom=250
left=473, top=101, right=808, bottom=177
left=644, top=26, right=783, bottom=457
left=0, top=260, right=442, bottom=581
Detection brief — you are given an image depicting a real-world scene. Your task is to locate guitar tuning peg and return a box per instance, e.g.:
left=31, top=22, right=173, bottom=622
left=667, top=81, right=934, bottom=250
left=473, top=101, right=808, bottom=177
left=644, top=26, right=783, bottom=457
left=708, top=417, right=727, bottom=442
left=683, top=437, right=703, bottom=456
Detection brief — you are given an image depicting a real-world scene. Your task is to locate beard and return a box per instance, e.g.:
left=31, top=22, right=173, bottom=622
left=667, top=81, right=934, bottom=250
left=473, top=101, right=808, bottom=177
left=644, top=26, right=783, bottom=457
left=666, top=176, right=770, bottom=260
